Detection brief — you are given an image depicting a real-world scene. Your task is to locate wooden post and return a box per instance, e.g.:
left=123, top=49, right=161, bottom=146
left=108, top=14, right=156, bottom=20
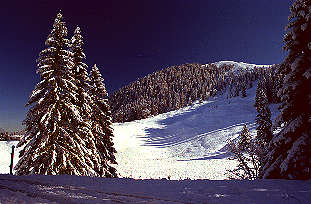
left=10, top=145, right=15, bottom=175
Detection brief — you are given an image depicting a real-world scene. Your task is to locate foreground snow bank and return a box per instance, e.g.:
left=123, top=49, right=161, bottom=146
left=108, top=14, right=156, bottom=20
left=0, top=174, right=310, bottom=204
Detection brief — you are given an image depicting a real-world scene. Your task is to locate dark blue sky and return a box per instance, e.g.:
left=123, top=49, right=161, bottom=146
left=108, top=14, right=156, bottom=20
left=0, top=0, right=293, bottom=131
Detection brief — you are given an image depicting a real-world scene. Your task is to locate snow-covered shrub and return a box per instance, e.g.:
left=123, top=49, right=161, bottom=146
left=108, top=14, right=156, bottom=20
left=227, top=126, right=262, bottom=180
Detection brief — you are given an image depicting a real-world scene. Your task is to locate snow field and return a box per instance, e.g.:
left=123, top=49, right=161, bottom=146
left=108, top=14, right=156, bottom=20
left=111, top=81, right=279, bottom=180
left=113, top=119, right=238, bottom=180
left=1, top=173, right=311, bottom=203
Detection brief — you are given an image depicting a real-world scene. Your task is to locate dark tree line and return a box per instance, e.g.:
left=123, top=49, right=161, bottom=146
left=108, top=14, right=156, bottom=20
left=110, top=62, right=268, bottom=123
left=0, top=128, right=25, bottom=141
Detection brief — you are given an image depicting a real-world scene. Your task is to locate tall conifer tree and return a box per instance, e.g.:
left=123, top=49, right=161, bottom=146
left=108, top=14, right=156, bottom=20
left=15, top=13, right=101, bottom=176
left=89, top=64, right=117, bottom=177
left=254, top=82, right=273, bottom=175
left=254, top=82, right=273, bottom=146
left=238, top=125, right=251, bottom=151
left=70, top=26, right=92, bottom=120
left=262, top=0, right=311, bottom=179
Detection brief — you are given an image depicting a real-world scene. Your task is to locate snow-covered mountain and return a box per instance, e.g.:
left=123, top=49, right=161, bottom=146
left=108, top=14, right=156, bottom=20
left=1, top=61, right=277, bottom=179
left=2, top=61, right=311, bottom=203
left=109, top=61, right=277, bottom=180
left=110, top=61, right=271, bottom=123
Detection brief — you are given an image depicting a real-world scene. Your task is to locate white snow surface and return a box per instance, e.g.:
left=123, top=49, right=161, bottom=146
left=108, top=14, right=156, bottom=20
left=0, top=141, right=19, bottom=175
left=0, top=174, right=311, bottom=203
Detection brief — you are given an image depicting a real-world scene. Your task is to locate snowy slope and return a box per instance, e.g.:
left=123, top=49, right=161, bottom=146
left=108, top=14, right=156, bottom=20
left=112, top=81, right=279, bottom=180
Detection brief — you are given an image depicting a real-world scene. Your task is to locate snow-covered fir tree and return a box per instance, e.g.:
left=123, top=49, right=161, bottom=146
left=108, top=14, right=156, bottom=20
left=70, top=26, right=92, bottom=121
left=254, top=81, right=273, bottom=175
left=15, top=13, right=102, bottom=176
left=89, top=64, right=117, bottom=177
left=254, top=81, right=272, bottom=146
left=261, top=0, right=311, bottom=179
left=238, top=125, right=251, bottom=151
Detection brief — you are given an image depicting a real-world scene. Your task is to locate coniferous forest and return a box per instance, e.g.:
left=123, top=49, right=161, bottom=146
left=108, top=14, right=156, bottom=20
left=109, top=63, right=280, bottom=123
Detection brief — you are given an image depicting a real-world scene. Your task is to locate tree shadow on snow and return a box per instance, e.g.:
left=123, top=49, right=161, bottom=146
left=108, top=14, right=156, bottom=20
left=177, top=151, right=233, bottom=161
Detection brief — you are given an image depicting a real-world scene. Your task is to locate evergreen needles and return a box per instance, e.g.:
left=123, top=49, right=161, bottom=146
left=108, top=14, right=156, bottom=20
left=261, top=0, right=311, bottom=179
left=14, top=12, right=117, bottom=177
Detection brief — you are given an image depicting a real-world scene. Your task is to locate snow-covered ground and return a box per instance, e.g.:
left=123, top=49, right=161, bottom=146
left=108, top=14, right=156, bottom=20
left=112, top=82, right=279, bottom=180
left=0, top=141, right=19, bottom=175
left=1, top=173, right=311, bottom=203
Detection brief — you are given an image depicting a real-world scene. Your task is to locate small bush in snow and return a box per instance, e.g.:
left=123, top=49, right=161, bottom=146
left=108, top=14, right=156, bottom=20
left=227, top=125, right=262, bottom=180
